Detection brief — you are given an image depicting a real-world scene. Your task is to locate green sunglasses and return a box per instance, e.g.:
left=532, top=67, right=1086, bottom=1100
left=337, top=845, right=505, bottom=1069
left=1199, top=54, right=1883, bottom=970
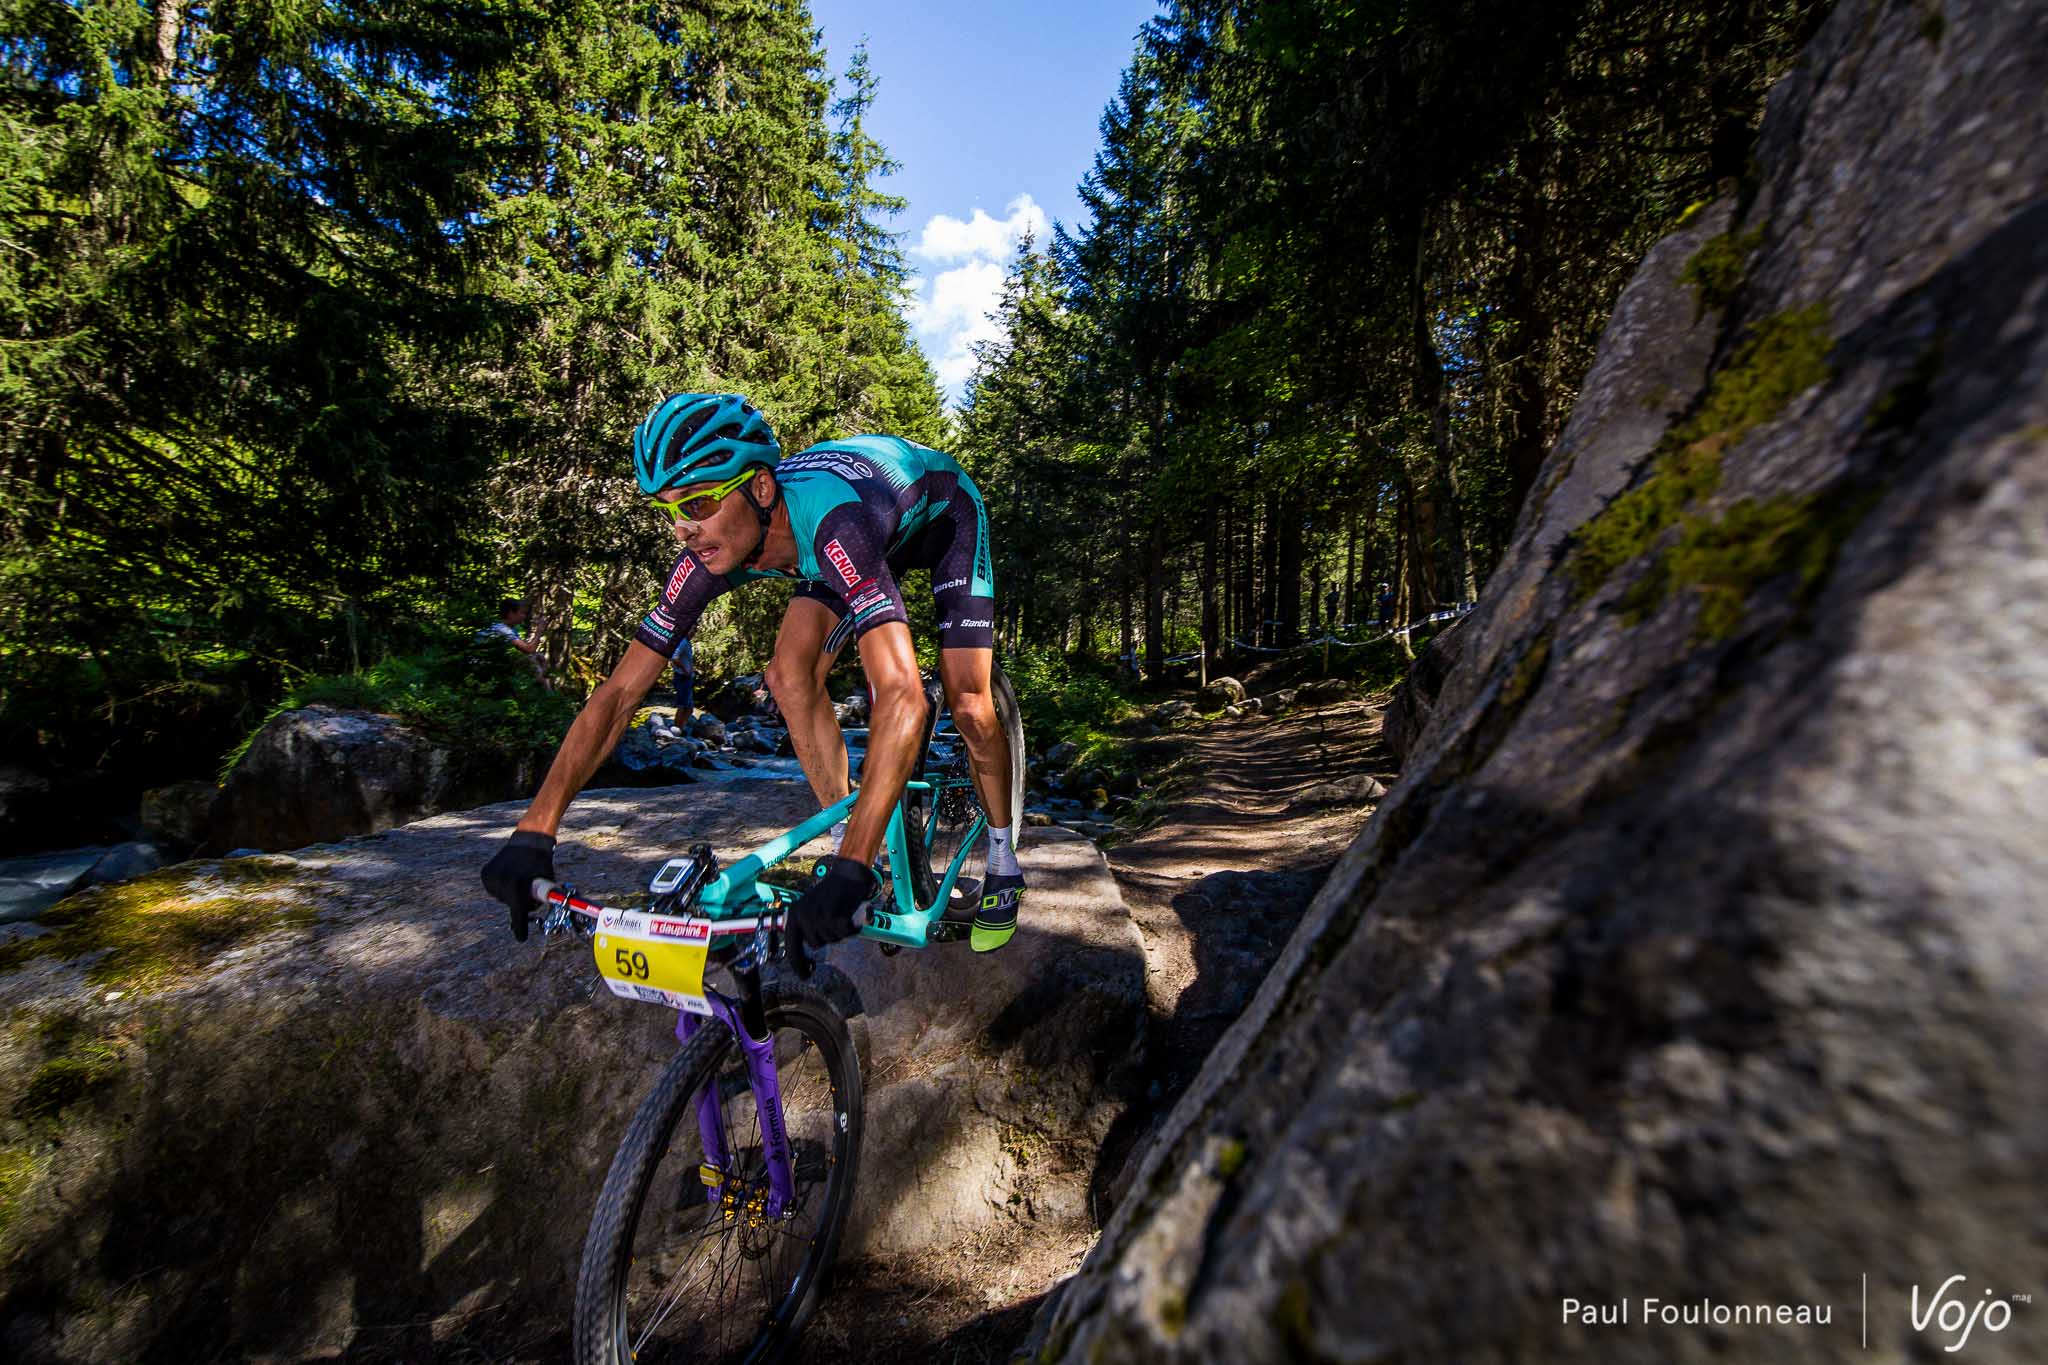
left=646, top=467, right=756, bottom=523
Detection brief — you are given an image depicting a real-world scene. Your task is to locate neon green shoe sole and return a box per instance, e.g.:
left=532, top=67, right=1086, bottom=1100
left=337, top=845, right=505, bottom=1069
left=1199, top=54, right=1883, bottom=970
left=970, top=919, right=1016, bottom=952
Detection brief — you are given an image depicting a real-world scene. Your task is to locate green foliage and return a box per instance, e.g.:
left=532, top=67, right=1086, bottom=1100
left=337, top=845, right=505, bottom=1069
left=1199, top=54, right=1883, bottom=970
left=1003, top=646, right=1143, bottom=755
left=220, top=644, right=578, bottom=779
left=2, top=0, right=944, bottom=798
left=958, top=0, right=1826, bottom=667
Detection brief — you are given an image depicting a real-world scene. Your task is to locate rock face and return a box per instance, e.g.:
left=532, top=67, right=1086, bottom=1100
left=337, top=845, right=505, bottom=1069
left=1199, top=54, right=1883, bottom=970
left=0, top=784, right=1141, bottom=1361
left=208, top=706, right=542, bottom=853
left=1033, top=5, right=2048, bottom=1363
left=1382, top=620, right=1464, bottom=764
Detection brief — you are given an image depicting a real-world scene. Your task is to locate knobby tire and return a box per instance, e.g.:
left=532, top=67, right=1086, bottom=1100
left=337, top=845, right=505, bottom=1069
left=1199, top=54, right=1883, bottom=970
left=572, top=982, right=863, bottom=1365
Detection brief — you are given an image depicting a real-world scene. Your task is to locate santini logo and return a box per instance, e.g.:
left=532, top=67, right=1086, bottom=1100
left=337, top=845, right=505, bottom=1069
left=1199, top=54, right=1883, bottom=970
left=1914, top=1276, right=2023, bottom=1353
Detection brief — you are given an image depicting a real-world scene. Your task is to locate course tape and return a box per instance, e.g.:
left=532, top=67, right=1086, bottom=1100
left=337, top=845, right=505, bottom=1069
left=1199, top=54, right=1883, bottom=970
left=1116, top=602, right=1477, bottom=668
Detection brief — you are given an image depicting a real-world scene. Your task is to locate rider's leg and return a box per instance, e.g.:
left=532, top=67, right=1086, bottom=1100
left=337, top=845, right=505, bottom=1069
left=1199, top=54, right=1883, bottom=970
left=766, top=595, right=850, bottom=809
left=938, top=643, right=1023, bottom=951
left=936, top=645, right=1012, bottom=830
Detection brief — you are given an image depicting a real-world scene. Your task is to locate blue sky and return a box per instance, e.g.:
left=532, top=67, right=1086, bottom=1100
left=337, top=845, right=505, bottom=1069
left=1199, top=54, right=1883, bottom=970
left=806, top=0, right=1163, bottom=402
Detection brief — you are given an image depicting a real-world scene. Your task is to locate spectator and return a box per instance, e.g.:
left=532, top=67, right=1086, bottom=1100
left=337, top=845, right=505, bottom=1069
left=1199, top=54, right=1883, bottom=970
left=668, top=634, right=696, bottom=720
left=1376, top=582, right=1396, bottom=627
left=1325, top=586, right=1341, bottom=630
left=478, top=598, right=548, bottom=686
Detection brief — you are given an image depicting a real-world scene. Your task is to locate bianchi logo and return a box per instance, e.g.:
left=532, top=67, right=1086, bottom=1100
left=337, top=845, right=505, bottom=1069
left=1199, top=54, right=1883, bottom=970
left=1914, top=1276, right=2024, bottom=1353
left=934, top=577, right=968, bottom=593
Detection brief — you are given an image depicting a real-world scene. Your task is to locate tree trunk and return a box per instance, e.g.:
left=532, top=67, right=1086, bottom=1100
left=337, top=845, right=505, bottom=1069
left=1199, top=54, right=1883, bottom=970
left=1277, top=500, right=1304, bottom=647
left=1343, top=499, right=1359, bottom=628
left=1201, top=509, right=1218, bottom=688
left=1499, top=131, right=1557, bottom=522
left=1411, top=219, right=1467, bottom=614
left=1143, top=518, right=1166, bottom=680
left=152, top=0, right=185, bottom=85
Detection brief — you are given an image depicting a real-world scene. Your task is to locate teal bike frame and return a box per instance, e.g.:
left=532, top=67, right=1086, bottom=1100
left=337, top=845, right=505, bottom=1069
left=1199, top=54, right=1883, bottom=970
left=689, top=712, right=986, bottom=948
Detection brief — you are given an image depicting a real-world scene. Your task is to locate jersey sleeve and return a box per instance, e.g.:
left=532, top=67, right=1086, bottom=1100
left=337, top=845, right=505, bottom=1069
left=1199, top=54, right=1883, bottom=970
left=633, top=550, right=730, bottom=655
left=811, top=503, right=908, bottom=639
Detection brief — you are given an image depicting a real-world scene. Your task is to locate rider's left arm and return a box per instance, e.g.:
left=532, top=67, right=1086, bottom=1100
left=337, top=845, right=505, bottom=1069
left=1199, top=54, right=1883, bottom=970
left=838, top=621, right=926, bottom=865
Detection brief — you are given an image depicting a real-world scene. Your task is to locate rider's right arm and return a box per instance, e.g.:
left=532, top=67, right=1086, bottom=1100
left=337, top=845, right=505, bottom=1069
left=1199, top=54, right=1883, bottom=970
left=513, top=640, right=668, bottom=838
left=632, top=548, right=727, bottom=657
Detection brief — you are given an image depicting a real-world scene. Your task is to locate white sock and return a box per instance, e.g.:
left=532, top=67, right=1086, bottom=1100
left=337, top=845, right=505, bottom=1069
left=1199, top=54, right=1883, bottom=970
left=987, top=824, right=1020, bottom=877
left=831, top=820, right=848, bottom=848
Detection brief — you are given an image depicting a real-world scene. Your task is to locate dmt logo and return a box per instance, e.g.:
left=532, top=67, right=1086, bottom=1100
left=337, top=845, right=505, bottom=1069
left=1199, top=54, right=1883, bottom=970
left=823, top=538, right=861, bottom=587
left=647, top=918, right=710, bottom=942
left=665, top=555, right=697, bottom=599
left=1913, top=1275, right=2024, bottom=1353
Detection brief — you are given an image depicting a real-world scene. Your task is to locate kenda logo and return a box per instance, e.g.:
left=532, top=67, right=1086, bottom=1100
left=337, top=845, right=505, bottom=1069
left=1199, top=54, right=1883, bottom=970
left=1913, top=1276, right=2024, bottom=1352
left=824, top=538, right=861, bottom=587
left=665, top=556, right=696, bottom=599
left=648, top=918, right=710, bottom=942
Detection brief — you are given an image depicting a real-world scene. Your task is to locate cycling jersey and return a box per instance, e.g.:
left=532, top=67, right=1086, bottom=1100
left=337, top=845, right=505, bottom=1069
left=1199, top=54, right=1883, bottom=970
left=632, top=435, right=996, bottom=658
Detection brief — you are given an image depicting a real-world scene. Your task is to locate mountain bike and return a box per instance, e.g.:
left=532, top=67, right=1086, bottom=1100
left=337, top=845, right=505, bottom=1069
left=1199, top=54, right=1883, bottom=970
left=527, top=665, right=1025, bottom=1364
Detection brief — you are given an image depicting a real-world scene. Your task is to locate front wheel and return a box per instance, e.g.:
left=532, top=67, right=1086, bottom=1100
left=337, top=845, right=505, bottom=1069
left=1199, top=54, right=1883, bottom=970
left=573, top=982, right=863, bottom=1365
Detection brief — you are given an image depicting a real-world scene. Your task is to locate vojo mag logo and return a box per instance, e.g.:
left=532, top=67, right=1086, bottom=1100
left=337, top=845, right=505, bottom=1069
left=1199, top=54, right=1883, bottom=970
left=1912, top=1275, right=2027, bottom=1353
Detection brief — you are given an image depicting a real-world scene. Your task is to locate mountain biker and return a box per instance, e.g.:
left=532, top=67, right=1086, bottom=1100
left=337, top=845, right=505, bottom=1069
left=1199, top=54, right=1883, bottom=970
left=479, top=393, right=1026, bottom=963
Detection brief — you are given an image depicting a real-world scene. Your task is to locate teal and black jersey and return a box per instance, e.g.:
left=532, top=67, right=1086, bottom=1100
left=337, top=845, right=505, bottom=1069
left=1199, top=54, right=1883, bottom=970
left=633, top=435, right=996, bottom=657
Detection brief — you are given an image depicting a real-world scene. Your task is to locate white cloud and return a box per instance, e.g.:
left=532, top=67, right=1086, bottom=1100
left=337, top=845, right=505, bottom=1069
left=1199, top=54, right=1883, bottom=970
left=902, top=194, right=1049, bottom=404
left=913, top=196, right=1050, bottom=264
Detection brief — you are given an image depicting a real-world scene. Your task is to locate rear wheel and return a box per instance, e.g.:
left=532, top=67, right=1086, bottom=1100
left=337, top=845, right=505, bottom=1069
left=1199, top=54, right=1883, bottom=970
left=573, top=982, right=862, bottom=1364
left=903, top=661, right=1027, bottom=913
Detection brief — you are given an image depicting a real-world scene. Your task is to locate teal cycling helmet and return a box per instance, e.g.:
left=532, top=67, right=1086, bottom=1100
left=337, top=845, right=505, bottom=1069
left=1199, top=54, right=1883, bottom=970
left=632, top=393, right=780, bottom=495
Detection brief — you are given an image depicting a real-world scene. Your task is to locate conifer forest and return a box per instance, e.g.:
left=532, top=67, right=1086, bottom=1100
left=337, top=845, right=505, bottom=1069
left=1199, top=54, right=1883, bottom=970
left=2, top=0, right=1826, bottom=795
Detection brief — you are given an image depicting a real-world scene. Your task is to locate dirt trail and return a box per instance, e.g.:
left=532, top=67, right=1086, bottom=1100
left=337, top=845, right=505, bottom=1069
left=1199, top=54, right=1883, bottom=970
left=807, top=693, right=1396, bottom=1364
left=1109, top=695, right=1395, bottom=1106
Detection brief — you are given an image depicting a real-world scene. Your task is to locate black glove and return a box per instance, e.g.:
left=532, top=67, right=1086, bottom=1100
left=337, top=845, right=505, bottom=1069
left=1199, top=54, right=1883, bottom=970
left=481, top=830, right=556, bottom=942
left=785, top=855, right=873, bottom=978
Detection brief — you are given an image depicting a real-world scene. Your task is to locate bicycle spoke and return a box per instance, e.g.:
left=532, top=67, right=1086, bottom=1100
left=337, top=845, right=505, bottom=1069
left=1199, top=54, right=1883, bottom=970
left=581, top=989, right=857, bottom=1365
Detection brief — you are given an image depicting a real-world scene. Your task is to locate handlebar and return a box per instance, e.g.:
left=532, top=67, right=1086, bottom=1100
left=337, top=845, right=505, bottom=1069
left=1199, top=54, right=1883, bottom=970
left=527, top=878, right=791, bottom=938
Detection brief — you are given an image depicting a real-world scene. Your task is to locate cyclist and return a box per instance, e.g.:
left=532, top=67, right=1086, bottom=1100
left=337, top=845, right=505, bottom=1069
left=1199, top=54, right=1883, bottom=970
left=480, top=393, right=1026, bottom=962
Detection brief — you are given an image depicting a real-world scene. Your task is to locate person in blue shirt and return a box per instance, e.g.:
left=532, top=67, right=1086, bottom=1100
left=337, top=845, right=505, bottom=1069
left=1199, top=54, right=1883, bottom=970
left=481, top=394, right=1025, bottom=962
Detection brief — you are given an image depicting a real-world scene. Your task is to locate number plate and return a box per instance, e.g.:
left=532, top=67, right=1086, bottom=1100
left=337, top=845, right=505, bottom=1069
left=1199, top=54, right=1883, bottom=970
left=592, top=908, right=713, bottom=1015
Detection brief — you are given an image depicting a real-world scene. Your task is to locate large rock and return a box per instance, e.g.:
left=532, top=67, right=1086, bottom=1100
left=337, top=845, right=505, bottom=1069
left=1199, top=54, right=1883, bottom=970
left=208, top=706, right=542, bottom=853
left=1032, top=5, right=2048, bottom=1363
left=140, top=780, right=219, bottom=849
left=1196, top=677, right=1245, bottom=712
left=0, top=784, right=1141, bottom=1360
left=1382, top=619, right=1464, bottom=764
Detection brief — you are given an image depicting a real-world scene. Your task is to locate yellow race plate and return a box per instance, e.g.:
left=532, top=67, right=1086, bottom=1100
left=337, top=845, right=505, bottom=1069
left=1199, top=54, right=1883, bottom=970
left=593, top=908, right=713, bottom=1015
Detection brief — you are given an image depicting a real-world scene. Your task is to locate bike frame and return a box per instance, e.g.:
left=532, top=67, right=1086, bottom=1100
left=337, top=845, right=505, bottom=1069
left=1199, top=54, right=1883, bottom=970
left=545, top=698, right=988, bottom=1233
